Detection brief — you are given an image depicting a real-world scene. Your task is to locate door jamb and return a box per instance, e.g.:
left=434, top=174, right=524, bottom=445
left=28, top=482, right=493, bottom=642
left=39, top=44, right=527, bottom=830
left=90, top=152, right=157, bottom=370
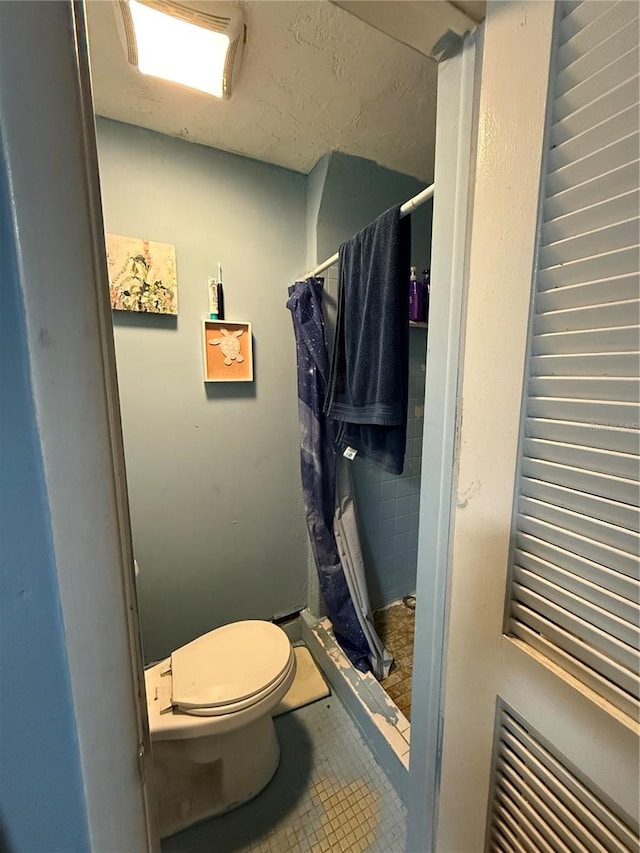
left=407, top=31, right=481, bottom=853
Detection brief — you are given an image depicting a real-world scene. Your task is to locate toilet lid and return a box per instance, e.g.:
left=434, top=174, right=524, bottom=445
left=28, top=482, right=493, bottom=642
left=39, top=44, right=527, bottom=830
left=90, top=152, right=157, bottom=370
left=170, top=620, right=293, bottom=711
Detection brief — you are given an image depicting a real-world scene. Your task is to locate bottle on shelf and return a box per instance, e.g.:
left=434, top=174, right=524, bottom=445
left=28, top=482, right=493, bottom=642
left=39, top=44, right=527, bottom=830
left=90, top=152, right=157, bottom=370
left=409, top=266, right=423, bottom=322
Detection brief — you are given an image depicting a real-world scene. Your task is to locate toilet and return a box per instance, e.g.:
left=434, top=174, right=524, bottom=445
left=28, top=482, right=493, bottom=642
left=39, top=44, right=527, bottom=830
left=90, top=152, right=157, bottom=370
left=144, top=619, right=296, bottom=838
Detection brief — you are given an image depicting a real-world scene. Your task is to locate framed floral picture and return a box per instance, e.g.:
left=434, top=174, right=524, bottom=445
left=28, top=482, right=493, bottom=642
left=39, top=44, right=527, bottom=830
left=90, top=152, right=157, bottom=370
left=106, top=233, right=178, bottom=314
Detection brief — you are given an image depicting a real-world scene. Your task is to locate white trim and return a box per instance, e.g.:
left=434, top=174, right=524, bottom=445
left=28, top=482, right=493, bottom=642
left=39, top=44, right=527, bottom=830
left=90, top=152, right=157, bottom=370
left=406, top=31, right=480, bottom=853
left=0, top=3, right=157, bottom=849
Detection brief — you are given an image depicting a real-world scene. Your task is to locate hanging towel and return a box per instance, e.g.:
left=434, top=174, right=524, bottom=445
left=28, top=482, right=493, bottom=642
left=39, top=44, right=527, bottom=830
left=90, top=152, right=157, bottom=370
left=325, top=204, right=411, bottom=475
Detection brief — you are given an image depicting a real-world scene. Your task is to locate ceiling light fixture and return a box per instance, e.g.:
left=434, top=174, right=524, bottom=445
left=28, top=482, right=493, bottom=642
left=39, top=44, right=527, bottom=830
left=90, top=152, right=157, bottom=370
left=117, top=0, right=245, bottom=98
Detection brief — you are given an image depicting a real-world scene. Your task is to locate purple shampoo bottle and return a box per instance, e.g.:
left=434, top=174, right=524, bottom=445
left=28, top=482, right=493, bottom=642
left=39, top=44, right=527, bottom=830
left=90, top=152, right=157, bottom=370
left=409, top=266, right=423, bottom=322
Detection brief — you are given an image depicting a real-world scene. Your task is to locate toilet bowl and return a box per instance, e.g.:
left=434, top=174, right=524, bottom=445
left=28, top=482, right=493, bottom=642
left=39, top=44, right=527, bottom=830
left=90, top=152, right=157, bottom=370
left=145, top=620, right=296, bottom=838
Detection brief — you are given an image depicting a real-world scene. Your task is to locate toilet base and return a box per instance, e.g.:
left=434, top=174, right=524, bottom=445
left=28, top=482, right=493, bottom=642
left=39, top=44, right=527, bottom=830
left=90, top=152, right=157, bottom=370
left=152, top=715, right=281, bottom=839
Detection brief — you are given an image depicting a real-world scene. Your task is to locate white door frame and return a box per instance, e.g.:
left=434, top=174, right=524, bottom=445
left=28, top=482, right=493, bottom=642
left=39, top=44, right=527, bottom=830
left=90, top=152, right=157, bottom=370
left=407, top=30, right=480, bottom=852
left=0, top=2, right=157, bottom=849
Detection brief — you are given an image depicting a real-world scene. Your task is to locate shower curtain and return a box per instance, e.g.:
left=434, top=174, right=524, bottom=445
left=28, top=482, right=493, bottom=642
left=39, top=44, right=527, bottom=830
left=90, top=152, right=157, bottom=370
left=334, top=456, right=393, bottom=679
left=287, top=277, right=391, bottom=678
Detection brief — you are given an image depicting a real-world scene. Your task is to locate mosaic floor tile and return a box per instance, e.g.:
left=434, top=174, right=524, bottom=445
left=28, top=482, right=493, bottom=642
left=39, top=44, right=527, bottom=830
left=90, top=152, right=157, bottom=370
left=374, top=601, right=415, bottom=720
left=162, top=696, right=406, bottom=852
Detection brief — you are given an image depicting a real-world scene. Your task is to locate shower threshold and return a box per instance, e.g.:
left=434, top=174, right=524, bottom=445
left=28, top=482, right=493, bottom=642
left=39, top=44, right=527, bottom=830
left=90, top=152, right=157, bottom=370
left=301, top=609, right=410, bottom=803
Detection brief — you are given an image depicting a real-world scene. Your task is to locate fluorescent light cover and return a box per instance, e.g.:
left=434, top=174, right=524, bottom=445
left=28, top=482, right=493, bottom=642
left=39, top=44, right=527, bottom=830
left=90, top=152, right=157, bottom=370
left=129, top=0, right=229, bottom=97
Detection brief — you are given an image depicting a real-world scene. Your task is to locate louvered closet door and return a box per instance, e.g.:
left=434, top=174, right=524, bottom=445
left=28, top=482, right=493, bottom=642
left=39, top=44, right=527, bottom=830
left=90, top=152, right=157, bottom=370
left=431, top=4, right=640, bottom=852
left=508, top=0, right=640, bottom=721
left=490, top=704, right=639, bottom=853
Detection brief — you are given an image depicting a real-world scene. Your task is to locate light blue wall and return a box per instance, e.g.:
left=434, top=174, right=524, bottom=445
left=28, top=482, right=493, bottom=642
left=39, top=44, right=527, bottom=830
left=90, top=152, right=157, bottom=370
left=0, top=155, right=90, bottom=852
left=306, top=154, right=330, bottom=271
left=316, top=152, right=433, bottom=271
left=96, top=119, right=308, bottom=663
left=312, top=152, right=432, bottom=608
left=96, top=126, right=431, bottom=661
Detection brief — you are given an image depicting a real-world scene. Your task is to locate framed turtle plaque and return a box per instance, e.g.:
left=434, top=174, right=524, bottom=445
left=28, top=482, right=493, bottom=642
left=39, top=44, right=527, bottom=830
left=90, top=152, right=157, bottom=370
left=203, top=320, right=253, bottom=382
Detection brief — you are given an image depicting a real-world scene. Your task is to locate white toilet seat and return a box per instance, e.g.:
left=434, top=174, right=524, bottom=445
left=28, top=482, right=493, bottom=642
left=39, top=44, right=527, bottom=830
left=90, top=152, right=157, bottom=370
left=145, top=620, right=297, bottom=740
left=180, top=652, right=295, bottom=716
left=170, top=620, right=294, bottom=714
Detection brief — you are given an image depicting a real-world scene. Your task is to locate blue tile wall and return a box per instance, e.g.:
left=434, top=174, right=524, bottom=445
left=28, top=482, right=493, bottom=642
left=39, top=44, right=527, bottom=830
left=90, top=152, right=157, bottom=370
left=325, top=267, right=427, bottom=610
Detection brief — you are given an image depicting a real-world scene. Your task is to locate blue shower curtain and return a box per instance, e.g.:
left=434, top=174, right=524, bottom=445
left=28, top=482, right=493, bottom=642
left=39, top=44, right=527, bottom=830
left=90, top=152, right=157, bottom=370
left=287, top=278, right=371, bottom=672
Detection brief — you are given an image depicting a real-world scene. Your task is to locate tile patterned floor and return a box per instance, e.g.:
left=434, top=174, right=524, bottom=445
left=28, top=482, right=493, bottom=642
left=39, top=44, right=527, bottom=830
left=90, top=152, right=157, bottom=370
left=162, top=697, right=406, bottom=853
left=374, top=601, right=416, bottom=720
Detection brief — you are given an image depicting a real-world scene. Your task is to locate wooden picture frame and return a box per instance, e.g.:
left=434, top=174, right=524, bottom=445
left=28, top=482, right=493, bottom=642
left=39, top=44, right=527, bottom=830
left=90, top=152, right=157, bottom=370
left=203, top=320, right=253, bottom=382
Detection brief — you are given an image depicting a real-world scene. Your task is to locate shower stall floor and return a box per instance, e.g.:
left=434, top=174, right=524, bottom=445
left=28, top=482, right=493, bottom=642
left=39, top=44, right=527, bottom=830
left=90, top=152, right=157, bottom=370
left=373, top=601, right=416, bottom=720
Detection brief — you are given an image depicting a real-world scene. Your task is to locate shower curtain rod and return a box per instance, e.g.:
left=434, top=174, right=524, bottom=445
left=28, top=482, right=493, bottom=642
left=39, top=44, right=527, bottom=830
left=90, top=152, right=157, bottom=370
left=302, top=182, right=435, bottom=279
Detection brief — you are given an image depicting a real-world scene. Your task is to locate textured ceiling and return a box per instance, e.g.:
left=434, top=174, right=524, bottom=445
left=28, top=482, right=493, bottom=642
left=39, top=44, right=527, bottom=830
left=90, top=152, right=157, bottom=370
left=86, top=1, right=438, bottom=181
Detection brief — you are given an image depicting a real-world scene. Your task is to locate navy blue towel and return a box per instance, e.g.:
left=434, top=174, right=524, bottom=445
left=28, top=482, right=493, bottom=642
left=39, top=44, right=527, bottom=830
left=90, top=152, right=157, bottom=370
left=325, top=204, right=411, bottom=475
